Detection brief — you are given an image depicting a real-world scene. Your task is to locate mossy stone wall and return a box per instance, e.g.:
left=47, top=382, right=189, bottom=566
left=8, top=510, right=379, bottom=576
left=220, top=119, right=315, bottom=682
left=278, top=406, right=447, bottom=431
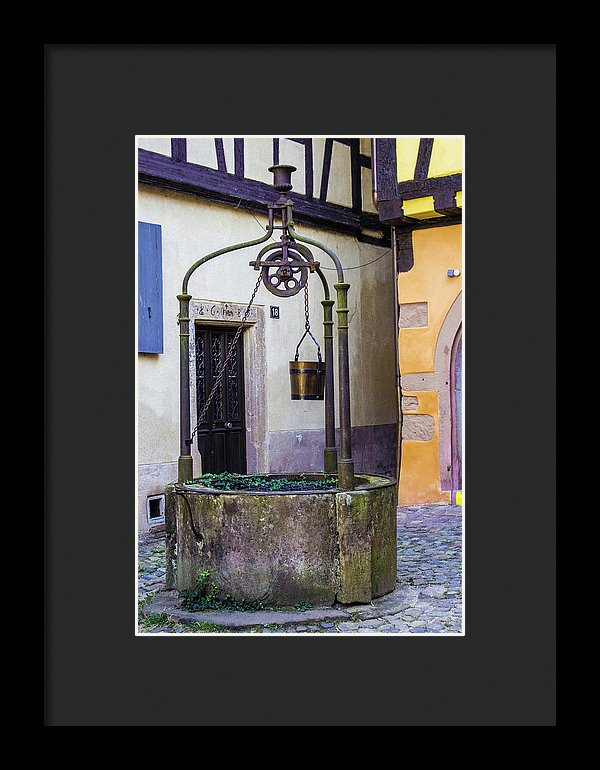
left=165, top=476, right=397, bottom=606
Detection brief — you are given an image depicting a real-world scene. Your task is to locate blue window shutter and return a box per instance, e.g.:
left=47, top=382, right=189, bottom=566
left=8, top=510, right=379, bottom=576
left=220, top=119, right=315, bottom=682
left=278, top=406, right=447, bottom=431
left=138, top=222, right=164, bottom=353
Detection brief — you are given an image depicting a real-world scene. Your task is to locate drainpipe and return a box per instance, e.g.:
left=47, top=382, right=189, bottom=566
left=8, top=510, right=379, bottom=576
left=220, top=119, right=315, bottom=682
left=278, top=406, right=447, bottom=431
left=391, top=227, right=403, bottom=486
left=371, top=138, right=379, bottom=210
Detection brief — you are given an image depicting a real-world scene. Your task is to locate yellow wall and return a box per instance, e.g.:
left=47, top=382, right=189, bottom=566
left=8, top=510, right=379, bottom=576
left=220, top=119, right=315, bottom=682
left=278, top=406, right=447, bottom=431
left=397, top=224, right=462, bottom=504
left=396, top=136, right=463, bottom=182
left=428, top=137, right=463, bottom=178
left=399, top=391, right=446, bottom=504
left=399, top=225, right=462, bottom=373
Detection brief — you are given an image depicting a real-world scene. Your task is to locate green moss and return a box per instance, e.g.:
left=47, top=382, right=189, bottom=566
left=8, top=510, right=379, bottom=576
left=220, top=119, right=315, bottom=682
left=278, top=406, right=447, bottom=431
left=189, top=621, right=226, bottom=633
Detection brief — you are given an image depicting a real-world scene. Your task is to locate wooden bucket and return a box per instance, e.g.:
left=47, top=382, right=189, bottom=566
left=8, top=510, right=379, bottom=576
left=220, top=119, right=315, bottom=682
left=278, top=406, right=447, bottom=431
left=289, top=359, right=326, bottom=400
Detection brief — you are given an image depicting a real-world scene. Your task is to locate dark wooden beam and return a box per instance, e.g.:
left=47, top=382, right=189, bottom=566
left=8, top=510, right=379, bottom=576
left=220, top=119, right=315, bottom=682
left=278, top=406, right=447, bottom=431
left=377, top=196, right=462, bottom=231
left=414, top=138, right=434, bottom=180
left=305, top=139, right=313, bottom=199
left=234, top=138, right=244, bottom=178
left=433, top=187, right=462, bottom=217
left=394, top=214, right=462, bottom=234
left=350, top=139, right=362, bottom=214
left=214, top=138, right=227, bottom=173
left=138, top=149, right=385, bottom=238
left=374, top=138, right=399, bottom=202
left=171, top=138, right=187, bottom=163
left=398, top=173, right=462, bottom=197
left=320, top=138, right=333, bottom=202
left=396, top=232, right=414, bottom=273
left=377, top=199, right=414, bottom=226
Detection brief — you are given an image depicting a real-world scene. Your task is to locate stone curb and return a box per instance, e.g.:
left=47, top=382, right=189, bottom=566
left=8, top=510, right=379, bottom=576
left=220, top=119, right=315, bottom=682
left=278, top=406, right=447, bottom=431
left=141, top=584, right=421, bottom=629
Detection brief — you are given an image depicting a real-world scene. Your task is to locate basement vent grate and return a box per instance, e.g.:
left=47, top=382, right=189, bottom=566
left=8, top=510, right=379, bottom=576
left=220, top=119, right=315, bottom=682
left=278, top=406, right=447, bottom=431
left=146, top=494, right=165, bottom=525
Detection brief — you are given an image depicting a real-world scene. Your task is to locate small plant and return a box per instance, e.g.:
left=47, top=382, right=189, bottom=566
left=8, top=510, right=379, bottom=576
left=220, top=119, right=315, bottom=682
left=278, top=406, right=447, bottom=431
left=141, top=611, right=169, bottom=629
left=292, top=601, right=313, bottom=612
left=180, top=569, right=266, bottom=612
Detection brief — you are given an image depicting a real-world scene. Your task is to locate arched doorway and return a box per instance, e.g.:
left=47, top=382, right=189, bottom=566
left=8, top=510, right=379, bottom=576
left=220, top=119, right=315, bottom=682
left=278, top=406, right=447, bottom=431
left=433, top=292, right=462, bottom=499
left=450, top=327, right=462, bottom=501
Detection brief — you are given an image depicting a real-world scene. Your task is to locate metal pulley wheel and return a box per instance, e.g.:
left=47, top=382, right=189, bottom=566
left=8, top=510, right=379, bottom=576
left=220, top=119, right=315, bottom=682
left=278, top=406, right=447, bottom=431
left=260, top=248, right=311, bottom=297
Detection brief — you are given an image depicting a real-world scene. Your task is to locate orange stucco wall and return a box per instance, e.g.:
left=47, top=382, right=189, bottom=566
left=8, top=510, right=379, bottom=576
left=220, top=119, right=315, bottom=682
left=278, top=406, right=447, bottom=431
left=398, top=224, right=462, bottom=505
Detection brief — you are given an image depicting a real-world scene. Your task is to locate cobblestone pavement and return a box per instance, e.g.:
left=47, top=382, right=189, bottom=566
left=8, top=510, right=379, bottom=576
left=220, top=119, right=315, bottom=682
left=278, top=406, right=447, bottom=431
left=138, top=503, right=463, bottom=634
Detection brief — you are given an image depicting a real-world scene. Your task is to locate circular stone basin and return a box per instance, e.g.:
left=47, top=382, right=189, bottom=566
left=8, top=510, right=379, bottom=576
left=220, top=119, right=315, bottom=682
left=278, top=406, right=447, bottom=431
left=165, top=473, right=397, bottom=606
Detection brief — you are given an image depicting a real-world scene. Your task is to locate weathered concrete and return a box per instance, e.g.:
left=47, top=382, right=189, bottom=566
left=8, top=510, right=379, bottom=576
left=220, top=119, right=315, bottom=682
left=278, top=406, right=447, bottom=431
left=166, top=473, right=397, bottom=605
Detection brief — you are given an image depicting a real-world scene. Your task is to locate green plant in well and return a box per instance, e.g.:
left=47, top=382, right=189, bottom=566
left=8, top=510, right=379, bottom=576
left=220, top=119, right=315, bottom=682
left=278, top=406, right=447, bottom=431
left=187, top=472, right=339, bottom=493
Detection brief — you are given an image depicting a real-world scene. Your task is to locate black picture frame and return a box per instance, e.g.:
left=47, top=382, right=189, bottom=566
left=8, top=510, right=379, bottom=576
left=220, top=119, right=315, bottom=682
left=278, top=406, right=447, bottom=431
left=45, top=43, right=556, bottom=727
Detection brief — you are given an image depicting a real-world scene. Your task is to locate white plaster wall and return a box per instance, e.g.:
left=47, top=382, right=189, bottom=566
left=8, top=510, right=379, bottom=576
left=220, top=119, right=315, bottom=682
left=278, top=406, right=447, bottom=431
left=327, top=141, right=353, bottom=208
left=185, top=137, right=218, bottom=168
left=137, top=164, right=397, bottom=470
left=137, top=136, right=171, bottom=155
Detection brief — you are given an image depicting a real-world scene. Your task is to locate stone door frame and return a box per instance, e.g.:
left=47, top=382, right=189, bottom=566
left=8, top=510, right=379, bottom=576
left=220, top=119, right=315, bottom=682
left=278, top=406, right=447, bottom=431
left=434, top=292, right=462, bottom=494
left=188, top=298, right=267, bottom=476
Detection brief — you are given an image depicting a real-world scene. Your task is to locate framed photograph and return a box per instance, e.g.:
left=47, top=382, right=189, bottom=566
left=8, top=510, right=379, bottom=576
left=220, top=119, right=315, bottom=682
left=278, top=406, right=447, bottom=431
left=45, top=43, right=556, bottom=727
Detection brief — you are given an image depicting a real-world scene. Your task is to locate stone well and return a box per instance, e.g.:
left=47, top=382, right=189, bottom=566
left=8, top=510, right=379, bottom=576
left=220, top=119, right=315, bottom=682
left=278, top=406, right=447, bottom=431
left=165, top=474, right=397, bottom=606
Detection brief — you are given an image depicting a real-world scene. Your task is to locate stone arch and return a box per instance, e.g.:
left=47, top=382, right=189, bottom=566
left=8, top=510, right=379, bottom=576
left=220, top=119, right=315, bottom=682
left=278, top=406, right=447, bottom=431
left=450, top=327, right=462, bottom=496
left=433, top=291, right=462, bottom=492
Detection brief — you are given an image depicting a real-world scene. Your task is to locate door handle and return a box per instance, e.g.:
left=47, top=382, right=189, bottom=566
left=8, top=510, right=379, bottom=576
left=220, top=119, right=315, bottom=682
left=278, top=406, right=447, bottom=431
left=225, top=422, right=233, bottom=429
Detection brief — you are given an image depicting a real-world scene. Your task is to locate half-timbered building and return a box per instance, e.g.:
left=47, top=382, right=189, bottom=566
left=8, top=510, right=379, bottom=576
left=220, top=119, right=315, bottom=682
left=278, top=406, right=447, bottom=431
left=137, top=135, right=463, bottom=532
left=374, top=137, right=463, bottom=505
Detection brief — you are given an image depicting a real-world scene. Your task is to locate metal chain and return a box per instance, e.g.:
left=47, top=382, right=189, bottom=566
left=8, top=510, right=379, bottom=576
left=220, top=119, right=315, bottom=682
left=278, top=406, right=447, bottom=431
left=188, top=272, right=263, bottom=446
left=304, top=282, right=310, bottom=331
left=294, top=276, right=322, bottom=362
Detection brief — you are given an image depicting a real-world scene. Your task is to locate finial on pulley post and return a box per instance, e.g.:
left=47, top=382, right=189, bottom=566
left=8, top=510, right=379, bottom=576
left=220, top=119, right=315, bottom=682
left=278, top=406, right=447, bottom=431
left=268, top=164, right=297, bottom=204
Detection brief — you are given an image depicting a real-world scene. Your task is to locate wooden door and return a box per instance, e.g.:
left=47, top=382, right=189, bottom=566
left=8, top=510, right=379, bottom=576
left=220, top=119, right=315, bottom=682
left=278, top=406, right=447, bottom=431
left=194, top=325, right=247, bottom=474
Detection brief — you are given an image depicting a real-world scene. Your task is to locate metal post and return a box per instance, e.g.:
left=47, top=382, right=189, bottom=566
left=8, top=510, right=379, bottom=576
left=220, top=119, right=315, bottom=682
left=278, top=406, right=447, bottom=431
left=321, top=298, right=337, bottom=472
left=335, top=282, right=355, bottom=490
left=177, top=293, right=193, bottom=482
left=287, top=219, right=355, bottom=491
